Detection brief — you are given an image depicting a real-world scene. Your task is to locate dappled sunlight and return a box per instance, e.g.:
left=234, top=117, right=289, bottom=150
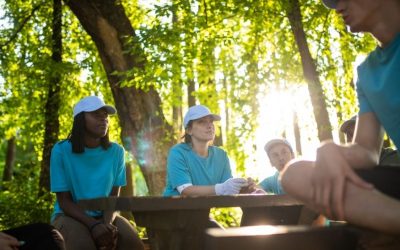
left=244, top=84, right=320, bottom=181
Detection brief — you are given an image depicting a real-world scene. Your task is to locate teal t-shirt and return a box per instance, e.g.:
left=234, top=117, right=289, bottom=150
left=50, top=140, right=126, bottom=221
left=163, top=143, right=233, bottom=196
left=356, top=33, right=400, bottom=149
left=258, top=171, right=284, bottom=194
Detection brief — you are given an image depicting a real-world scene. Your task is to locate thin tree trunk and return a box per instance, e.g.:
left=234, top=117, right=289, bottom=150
left=3, top=137, right=16, bottom=182
left=188, top=79, right=196, bottom=107
left=287, top=0, right=333, bottom=141
left=39, top=0, right=62, bottom=194
left=293, top=111, right=302, bottom=155
left=65, top=0, right=173, bottom=195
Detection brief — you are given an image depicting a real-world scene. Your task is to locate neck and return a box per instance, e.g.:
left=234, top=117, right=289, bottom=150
left=191, top=139, right=209, bottom=157
left=84, top=135, right=101, bottom=148
left=370, top=3, right=400, bottom=47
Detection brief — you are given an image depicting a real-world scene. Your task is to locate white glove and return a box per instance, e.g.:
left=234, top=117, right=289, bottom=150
left=215, top=178, right=249, bottom=195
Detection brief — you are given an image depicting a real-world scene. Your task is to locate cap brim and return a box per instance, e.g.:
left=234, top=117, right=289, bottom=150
left=103, top=105, right=117, bottom=115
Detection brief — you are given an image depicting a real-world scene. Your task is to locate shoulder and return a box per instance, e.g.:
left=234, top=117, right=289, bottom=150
left=52, top=140, right=71, bottom=153
left=209, top=146, right=227, bottom=156
left=110, top=142, right=124, bottom=151
left=170, top=143, right=191, bottom=154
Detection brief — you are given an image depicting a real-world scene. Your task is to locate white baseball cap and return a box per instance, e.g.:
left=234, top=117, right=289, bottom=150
left=264, top=139, right=294, bottom=154
left=183, top=105, right=221, bottom=128
left=73, top=96, right=116, bottom=118
left=322, top=0, right=337, bottom=9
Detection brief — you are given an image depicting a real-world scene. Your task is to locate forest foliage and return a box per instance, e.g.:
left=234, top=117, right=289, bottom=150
left=0, top=0, right=377, bottom=229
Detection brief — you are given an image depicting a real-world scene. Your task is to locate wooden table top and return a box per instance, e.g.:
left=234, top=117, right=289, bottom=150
left=78, top=194, right=303, bottom=212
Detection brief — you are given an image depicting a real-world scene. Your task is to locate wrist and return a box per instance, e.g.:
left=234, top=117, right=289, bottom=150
left=215, top=183, right=223, bottom=195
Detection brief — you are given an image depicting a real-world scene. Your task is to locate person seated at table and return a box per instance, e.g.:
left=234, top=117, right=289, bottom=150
left=50, top=96, right=144, bottom=250
left=281, top=0, right=400, bottom=235
left=163, top=104, right=256, bottom=197
left=341, top=115, right=400, bottom=165
left=258, top=139, right=295, bottom=194
left=1, top=223, right=65, bottom=250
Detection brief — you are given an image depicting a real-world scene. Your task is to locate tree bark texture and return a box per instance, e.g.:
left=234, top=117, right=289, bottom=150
left=65, top=0, right=173, bottom=195
left=287, top=0, right=333, bottom=141
left=39, top=0, right=62, bottom=194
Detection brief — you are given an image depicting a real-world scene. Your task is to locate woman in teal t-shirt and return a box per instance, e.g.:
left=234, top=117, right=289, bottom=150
left=50, top=96, right=144, bottom=250
left=164, top=104, right=256, bottom=197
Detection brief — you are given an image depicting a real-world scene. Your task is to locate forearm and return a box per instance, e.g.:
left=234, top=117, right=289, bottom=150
left=60, top=199, right=98, bottom=228
left=345, top=183, right=400, bottom=234
left=281, top=161, right=400, bottom=234
left=340, top=143, right=379, bottom=169
left=181, top=185, right=216, bottom=196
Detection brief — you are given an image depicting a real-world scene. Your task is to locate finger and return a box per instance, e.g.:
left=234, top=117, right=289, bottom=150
left=332, top=178, right=345, bottom=220
left=322, top=184, right=332, bottom=219
left=233, top=178, right=248, bottom=184
left=346, top=168, right=374, bottom=189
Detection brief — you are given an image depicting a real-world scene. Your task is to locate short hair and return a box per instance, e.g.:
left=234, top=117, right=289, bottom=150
left=68, top=112, right=111, bottom=153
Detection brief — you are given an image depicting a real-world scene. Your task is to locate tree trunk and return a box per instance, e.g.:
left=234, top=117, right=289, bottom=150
left=286, top=0, right=333, bottom=141
left=3, top=137, right=16, bottom=182
left=293, top=111, right=302, bottom=155
left=65, top=0, right=173, bottom=195
left=188, top=79, right=196, bottom=107
left=39, top=0, right=62, bottom=194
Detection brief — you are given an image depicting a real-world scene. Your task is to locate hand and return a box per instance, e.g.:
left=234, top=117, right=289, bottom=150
left=0, top=232, right=20, bottom=250
left=215, top=178, right=248, bottom=195
left=311, top=142, right=373, bottom=220
left=90, top=222, right=118, bottom=250
left=239, top=177, right=258, bottom=194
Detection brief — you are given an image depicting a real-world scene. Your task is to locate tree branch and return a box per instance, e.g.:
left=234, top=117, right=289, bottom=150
left=0, top=3, right=43, bottom=48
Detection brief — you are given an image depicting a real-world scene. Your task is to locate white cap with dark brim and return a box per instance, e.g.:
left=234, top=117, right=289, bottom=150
left=183, top=105, right=221, bottom=128
left=73, top=96, right=116, bottom=118
left=322, top=0, right=337, bottom=9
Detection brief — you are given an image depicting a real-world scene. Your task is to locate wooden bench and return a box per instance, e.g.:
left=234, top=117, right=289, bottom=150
left=205, top=225, right=358, bottom=250
left=79, top=194, right=306, bottom=250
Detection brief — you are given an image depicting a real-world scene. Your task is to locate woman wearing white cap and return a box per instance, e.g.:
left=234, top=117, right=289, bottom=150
left=50, top=96, right=144, bottom=250
left=163, top=104, right=254, bottom=197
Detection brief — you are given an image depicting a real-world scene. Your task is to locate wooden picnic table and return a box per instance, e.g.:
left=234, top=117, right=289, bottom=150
left=79, top=194, right=307, bottom=250
left=205, top=225, right=358, bottom=250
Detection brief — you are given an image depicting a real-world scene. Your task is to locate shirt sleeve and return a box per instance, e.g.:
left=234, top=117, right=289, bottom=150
left=166, top=147, right=192, bottom=189
left=259, top=176, right=273, bottom=193
left=114, top=144, right=127, bottom=187
left=50, top=143, right=69, bottom=193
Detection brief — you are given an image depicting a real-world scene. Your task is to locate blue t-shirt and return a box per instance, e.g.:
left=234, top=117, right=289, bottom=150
left=258, top=171, right=284, bottom=194
left=163, top=143, right=233, bottom=196
left=356, top=33, right=400, bottom=149
left=50, top=140, right=126, bottom=221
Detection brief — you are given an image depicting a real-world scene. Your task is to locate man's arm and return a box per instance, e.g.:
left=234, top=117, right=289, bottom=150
left=308, top=113, right=382, bottom=220
left=281, top=160, right=400, bottom=234
left=341, top=112, right=384, bottom=168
